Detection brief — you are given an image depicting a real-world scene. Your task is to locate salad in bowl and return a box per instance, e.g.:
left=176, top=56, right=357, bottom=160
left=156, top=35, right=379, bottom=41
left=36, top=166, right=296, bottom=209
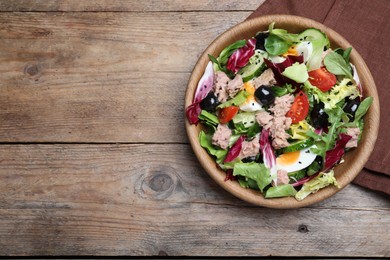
left=185, top=16, right=378, bottom=207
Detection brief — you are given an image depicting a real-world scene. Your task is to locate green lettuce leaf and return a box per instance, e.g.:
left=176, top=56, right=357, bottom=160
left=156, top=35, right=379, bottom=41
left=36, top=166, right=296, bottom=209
left=233, top=162, right=272, bottom=192
left=353, top=96, right=373, bottom=123
left=199, top=131, right=227, bottom=164
left=265, top=184, right=297, bottom=198
left=295, top=171, right=339, bottom=201
left=265, top=34, right=290, bottom=56
left=324, top=51, right=353, bottom=79
left=306, top=104, right=348, bottom=159
left=198, top=110, right=219, bottom=126
left=303, top=79, right=360, bottom=110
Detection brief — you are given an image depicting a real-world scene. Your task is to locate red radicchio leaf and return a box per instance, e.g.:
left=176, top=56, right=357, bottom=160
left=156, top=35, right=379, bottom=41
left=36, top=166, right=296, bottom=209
left=224, top=135, right=245, bottom=163
left=193, top=61, right=215, bottom=103
left=264, top=55, right=304, bottom=87
left=291, top=173, right=319, bottom=187
left=185, top=101, right=201, bottom=125
left=324, top=133, right=352, bottom=172
left=226, top=39, right=256, bottom=73
left=224, top=169, right=237, bottom=182
left=186, top=61, right=215, bottom=125
left=260, top=129, right=276, bottom=170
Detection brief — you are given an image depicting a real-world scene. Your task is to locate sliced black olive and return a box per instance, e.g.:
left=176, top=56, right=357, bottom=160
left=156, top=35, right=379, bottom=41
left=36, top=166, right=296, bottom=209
left=310, top=101, right=329, bottom=129
left=255, top=32, right=269, bottom=51
left=343, top=98, right=360, bottom=121
left=200, top=92, right=220, bottom=112
left=254, top=85, right=275, bottom=106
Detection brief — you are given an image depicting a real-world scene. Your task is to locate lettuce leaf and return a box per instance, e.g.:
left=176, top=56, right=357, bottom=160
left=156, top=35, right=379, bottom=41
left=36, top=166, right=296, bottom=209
left=198, top=110, right=219, bottom=126
left=303, top=79, right=360, bottom=110
left=295, top=171, right=339, bottom=201
left=306, top=105, right=348, bottom=161
left=233, top=162, right=272, bottom=192
left=265, top=184, right=297, bottom=198
left=324, top=51, right=353, bottom=79
left=264, top=55, right=304, bottom=86
left=193, top=61, right=215, bottom=103
left=199, top=131, right=227, bottom=164
left=226, top=39, right=256, bottom=73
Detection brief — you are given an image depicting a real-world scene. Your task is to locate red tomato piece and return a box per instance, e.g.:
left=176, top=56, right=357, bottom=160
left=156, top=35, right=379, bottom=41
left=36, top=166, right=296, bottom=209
left=218, top=106, right=239, bottom=124
left=286, top=91, right=309, bottom=124
left=308, top=67, right=337, bottom=92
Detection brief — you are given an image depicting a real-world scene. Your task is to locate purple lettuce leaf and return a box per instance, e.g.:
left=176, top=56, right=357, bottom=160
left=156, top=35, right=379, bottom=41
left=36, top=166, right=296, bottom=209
left=264, top=55, right=304, bottom=86
left=224, top=135, right=245, bottom=163
left=226, top=39, right=256, bottom=73
left=324, top=133, right=352, bottom=172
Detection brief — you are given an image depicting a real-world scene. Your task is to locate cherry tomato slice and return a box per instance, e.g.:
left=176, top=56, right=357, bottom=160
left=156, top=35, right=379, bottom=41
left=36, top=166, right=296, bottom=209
left=218, top=106, right=239, bottom=124
left=286, top=91, right=309, bottom=124
left=308, top=67, right=337, bottom=92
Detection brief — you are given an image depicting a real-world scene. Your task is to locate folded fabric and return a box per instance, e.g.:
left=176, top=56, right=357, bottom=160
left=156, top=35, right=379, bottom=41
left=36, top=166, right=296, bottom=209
left=247, top=0, right=390, bottom=195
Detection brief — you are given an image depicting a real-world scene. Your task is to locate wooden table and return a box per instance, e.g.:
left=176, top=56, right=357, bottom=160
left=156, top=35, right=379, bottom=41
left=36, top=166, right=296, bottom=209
left=0, top=0, right=389, bottom=257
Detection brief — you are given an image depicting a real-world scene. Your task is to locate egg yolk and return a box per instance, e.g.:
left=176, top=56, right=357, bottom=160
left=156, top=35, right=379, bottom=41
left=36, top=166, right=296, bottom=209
left=243, top=82, right=256, bottom=104
left=282, top=45, right=298, bottom=57
left=277, top=150, right=300, bottom=166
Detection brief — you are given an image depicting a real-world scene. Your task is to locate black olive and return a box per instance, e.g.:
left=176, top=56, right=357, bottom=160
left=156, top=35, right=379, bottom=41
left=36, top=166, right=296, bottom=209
left=310, top=102, right=329, bottom=129
left=242, top=156, right=257, bottom=163
left=343, top=98, right=360, bottom=121
left=200, top=92, right=220, bottom=112
left=254, top=85, right=275, bottom=106
left=255, top=32, right=269, bottom=51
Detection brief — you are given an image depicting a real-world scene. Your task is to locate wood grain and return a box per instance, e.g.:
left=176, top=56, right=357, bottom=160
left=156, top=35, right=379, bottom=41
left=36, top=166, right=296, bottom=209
left=0, top=1, right=388, bottom=257
left=0, top=11, right=250, bottom=143
left=0, top=144, right=388, bottom=256
left=0, top=0, right=264, bottom=12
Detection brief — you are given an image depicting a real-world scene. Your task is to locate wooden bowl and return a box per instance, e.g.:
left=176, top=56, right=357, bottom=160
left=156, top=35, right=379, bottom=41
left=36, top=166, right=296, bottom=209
left=184, top=15, right=380, bottom=208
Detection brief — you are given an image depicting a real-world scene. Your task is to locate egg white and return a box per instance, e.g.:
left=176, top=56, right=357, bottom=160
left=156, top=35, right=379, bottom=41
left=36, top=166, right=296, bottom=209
left=239, top=81, right=262, bottom=112
left=295, top=41, right=313, bottom=63
left=240, top=98, right=262, bottom=112
left=276, top=147, right=317, bottom=173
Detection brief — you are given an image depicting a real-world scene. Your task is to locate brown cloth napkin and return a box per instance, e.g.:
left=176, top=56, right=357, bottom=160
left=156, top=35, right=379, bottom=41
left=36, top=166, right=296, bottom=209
left=247, top=0, right=390, bottom=195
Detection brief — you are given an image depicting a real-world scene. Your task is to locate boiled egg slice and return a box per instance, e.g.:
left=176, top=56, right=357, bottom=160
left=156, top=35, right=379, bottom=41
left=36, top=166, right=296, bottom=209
left=275, top=147, right=317, bottom=173
left=239, top=81, right=262, bottom=112
left=295, top=41, right=313, bottom=63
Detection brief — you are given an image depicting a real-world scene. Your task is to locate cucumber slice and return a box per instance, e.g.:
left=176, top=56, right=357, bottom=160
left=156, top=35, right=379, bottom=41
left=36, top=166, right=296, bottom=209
left=232, top=112, right=256, bottom=128
left=298, top=28, right=329, bottom=71
left=283, top=138, right=314, bottom=153
left=238, top=50, right=265, bottom=82
left=298, top=28, right=329, bottom=46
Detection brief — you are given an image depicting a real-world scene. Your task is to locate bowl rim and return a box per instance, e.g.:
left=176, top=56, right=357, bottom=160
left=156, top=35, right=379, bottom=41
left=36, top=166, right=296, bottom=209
left=184, top=14, right=380, bottom=208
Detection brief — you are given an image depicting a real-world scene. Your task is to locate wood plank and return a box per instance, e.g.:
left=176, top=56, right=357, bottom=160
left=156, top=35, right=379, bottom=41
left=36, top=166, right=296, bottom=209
left=0, top=144, right=389, bottom=256
left=0, top=0, right=264, bottom=12
left=0, top=71, right=189, bottom=143
left=0, top=11, right=251, bottom=143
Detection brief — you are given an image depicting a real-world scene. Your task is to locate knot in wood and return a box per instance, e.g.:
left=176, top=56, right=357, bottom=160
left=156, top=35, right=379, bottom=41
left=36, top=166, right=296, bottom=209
left=149, top=173, right=173, bottom=192
left=135, top=166, right=179, bottom=200
left=297, top=224, right=309, bottom=233
left=24, top=63, right=41, bottom=77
